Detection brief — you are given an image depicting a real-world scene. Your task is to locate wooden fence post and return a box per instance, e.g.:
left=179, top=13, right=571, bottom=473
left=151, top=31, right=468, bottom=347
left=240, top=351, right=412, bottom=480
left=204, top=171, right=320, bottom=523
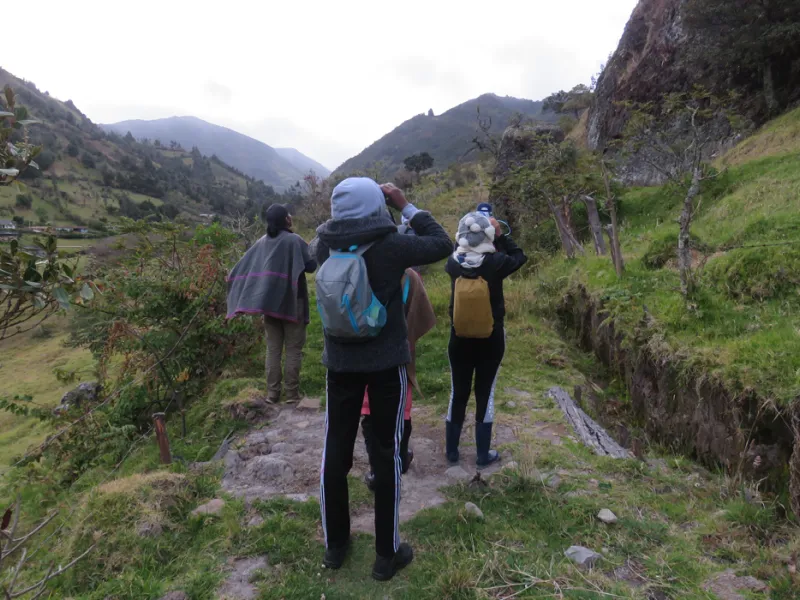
left=152, top=412, right=172, bottom=464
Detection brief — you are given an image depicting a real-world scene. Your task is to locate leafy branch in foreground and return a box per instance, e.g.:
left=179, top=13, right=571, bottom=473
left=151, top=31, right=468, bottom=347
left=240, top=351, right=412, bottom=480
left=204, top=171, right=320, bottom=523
left=0, top=236, right=92, bottom=341
left=1, top=85, right=41, bottom=186
left=1, top=499, right=94, bottom=599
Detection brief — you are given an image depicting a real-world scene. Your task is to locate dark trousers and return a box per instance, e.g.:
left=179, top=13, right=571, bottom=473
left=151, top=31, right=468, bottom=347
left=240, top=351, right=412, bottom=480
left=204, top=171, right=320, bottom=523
left=447, top=327, right=505, bottom=425
left=321, top=366, right=408, bottom=558
left=363, top=415, right=412, bottom=473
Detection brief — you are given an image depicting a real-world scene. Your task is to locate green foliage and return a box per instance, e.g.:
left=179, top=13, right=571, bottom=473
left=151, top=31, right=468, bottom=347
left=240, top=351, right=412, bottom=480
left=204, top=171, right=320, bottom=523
left=403, top=152, right=435, bottom=173
left=543, top=84, right=593, bottom=117
left=80, top=151, right=96, bottom=169
left=15, top=193, right=32, bottom=208
left=0, top=234, right=87, bottom=342
left=57, top=221, right=260, bottom=482
left=0, top=85, right=41, bottom=186
left=66, top=142, right=79, bottom=157
left=704, top=246, right=800, bottom=301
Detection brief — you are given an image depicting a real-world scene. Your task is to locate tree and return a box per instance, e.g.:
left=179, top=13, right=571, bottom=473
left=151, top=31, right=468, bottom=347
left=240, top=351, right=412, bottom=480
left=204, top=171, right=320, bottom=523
left=67, top=142, right=80, bottom=157
left=427, top=108, right=434, bottom=117
left=684, top=0, right=800, bottom=115
left=1, top=86, right=41, bottom=187
left=403, top=152, right=434, bottom=173
left=624, top=89, right=740, bottom=296
left=15, top=194, right=33, bottom=209
left=12, top=215, right=24, bottom=226
left=543, top=84, right=594, bottom=118
left=35, top=206, right=49, bottom=224
left=81, top=152, right=96, bottom=169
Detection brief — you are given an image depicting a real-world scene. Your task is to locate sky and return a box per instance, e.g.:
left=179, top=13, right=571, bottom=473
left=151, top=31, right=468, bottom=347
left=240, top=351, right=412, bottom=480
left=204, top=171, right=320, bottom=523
left=4, top=0, right=639, bottom=171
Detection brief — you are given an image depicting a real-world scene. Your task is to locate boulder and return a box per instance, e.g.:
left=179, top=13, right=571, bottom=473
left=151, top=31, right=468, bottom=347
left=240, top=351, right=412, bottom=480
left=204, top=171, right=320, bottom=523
left=296, top=397, right=321, bottom=411
left=597, top=509, right=618, bottom=524
left=464, top=502, right=484, bottom=520
left=244, top=455, right=294, bottom=482
left=53, top=382, right=102, bottom=415
left=191, top=498, right=226, bottom=517
left=445, top=466, right=471, bottom=482
left=564, top=545, right=601, bottom=569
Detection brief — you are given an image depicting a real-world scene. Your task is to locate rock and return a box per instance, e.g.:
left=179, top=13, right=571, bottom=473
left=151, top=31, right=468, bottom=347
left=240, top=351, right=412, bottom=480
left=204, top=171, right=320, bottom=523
left=53, top=381, right=102, bottom=415
left=192, top=498, right=226, bottom=517
left=136, top=521, right=163, bottom=538
left=702, top=569, right=767, bottom=600
left=296, top=397, right=321, bottom=411
left=445, top=466, right=471, bottom=482
left=247, top=515, right=264, bottom=528
left=285, top=493, right=311, bottom=502
left=244, top=455, right=294, bottom=482
left=296, top=421, right=310, bottom=430
left=546, top=474, right=562, bottom=489
left=464, top=502, right=484, bottom=520
left=270, top=442, right=292, bottom=455
left=564, top=545, right=601, bottom=569
left=597, top=509, right=618, bottom=524
left=237, top=442, right=270, bottom=461
left=506, top=401, right=517, bottom=409
left=502, top=461, right=519, bottom=472
left=158, top=592, right=189, bottom=600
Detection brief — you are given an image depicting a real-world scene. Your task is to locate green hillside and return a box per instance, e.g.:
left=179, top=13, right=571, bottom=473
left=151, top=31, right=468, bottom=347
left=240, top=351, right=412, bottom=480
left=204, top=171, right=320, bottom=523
left=0, top=68, right=283, bottom=231
left=334, top=93, right=556, bottom=179
left=2, top=107, right=799, bottom=599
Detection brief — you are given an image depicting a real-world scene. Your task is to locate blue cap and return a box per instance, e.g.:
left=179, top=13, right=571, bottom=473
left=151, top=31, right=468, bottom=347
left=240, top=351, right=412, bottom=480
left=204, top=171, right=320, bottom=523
left=476, top=203, right=492, bottom=216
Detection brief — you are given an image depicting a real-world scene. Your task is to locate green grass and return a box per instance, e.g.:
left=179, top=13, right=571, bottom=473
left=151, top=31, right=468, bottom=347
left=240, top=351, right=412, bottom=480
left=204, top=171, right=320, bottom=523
left=0, top=318, right=94, bottom=473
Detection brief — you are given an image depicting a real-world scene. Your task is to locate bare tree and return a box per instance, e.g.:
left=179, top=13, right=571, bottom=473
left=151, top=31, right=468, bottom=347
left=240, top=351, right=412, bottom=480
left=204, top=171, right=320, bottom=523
left=624, top=89, right=739, bottom=296
left=1, top=498, right=94, bottom=598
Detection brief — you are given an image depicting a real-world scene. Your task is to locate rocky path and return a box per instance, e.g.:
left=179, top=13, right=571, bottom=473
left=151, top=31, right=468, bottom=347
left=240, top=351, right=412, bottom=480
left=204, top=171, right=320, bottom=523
left=220, top=390, right=567, bottom=532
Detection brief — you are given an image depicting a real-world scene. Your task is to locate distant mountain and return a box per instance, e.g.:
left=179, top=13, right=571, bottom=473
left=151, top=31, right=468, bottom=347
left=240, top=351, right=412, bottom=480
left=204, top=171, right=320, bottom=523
left=334, top=93, right=557, bottom=178
left=101, top=116, right=325, bottom=190
left=275, top=147, right=330, bottom=177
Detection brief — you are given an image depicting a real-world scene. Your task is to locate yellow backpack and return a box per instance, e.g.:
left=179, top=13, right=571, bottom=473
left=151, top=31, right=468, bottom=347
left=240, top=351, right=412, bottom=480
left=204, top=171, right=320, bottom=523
left=453, top=276, right=494, bottom=338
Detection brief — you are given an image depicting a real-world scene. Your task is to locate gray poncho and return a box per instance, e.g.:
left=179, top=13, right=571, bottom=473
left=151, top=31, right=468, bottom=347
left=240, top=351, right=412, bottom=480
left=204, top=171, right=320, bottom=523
left=226, top=231, right=314, bottom=324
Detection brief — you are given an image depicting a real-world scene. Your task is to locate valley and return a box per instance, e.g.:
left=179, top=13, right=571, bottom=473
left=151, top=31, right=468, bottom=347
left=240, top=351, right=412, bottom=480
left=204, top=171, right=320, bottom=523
left=2, top=0, right=800, bottom=598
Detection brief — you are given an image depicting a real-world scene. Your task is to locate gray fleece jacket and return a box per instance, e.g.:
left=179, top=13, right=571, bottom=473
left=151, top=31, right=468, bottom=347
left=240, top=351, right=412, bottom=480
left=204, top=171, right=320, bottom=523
left=315, top=209, right=452, bottom=373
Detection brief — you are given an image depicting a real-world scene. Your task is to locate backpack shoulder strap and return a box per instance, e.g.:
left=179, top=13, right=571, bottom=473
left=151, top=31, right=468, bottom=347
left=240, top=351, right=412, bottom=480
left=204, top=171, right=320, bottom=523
left=335, top=241, right=376, bottom=256
left=402, top=273, right=411, bottom=304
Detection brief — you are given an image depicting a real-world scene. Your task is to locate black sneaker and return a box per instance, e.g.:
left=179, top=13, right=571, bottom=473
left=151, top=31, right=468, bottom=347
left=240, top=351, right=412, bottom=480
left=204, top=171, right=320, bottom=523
left=322, top=539, right=350, bottom=570
left=365, top=471, right=376, bottom=493
left=372, top=543, right=414, bottom=581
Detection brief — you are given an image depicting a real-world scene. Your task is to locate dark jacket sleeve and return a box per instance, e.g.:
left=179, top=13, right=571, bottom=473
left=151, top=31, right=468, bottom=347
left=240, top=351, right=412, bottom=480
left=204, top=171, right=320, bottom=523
left=493, top=235, right=527, bottom=279
left=300, top=239, right=317, bottom=273
left=391, top=211, right=453, bottom=269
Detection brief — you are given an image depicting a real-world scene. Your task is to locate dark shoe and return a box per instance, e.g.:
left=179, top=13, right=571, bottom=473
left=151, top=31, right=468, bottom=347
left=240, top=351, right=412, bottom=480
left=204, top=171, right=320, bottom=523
left=445, top=421, right=463, bottom=464
left=475, top=422, right=501, bottom=468
left=402, top=449, right=414, bottom=474
left=372, top=543, right=414, bottom=581
left=365, top=471, right=376, bottom=493
left=322, top=539, right=350, bottom=570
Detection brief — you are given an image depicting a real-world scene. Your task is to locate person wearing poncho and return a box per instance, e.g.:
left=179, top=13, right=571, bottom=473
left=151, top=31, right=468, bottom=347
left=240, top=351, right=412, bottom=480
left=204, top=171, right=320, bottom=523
left=226, top=204, right=317, bottom=402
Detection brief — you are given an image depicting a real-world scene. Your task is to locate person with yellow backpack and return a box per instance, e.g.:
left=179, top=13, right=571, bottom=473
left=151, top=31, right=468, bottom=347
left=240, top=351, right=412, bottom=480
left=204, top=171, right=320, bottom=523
left=444, top=206, right=527, bottom=467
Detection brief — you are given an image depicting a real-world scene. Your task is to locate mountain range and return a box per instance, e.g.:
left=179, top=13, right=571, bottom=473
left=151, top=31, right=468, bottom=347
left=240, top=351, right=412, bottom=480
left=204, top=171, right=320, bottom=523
left=101, top=116, right=330, bottom=191
left=334, top=93, right=557, bottom=179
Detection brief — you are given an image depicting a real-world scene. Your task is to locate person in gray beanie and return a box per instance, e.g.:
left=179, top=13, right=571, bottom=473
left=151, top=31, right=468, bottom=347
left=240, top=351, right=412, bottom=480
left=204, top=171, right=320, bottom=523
left=314, top=177, right=451, bottom=581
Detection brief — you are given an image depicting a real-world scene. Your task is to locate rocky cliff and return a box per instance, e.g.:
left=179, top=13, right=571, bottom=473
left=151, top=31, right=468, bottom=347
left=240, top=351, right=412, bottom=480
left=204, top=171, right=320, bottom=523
left=588, top=0, right=800, bottom=183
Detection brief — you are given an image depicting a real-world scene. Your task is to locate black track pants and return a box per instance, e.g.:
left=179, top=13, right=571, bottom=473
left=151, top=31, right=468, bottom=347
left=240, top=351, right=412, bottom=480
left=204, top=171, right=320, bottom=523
left=446, top=327, right=505, bottom=425
left=321, top=366, right=407, bottom=558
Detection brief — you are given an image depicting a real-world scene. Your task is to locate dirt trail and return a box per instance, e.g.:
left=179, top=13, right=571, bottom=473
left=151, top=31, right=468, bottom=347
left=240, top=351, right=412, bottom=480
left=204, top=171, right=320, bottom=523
left=221, top=390, right=567, bottom=532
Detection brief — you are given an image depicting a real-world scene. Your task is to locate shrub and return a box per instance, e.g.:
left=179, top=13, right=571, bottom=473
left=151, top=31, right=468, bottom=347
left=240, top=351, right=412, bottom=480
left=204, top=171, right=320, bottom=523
left=67, top=142, right=80, bottom=157
left=704, top=246, right=800, bottom=301
left=81, top=152, right=96, bottom=169
left=15, top=193, right=32, bottom=209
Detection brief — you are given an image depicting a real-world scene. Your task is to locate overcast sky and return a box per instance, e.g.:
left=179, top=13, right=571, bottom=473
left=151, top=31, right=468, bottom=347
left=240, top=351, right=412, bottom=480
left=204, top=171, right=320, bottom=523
left=4, top=0, right=638, bottom=170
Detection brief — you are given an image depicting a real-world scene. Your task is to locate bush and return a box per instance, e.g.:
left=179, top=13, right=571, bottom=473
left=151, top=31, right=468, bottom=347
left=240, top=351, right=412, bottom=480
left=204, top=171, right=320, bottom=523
left=15, top=194, right=33, bottom=209
left=642, top=228, right=711, bottom=270
left=67, top=143, right=80, bottom=157
left=704, top=246, right=800, bottom=301
left=81, top=152, right=96, bottom=169
left=36, top=149, right=56, bottom=171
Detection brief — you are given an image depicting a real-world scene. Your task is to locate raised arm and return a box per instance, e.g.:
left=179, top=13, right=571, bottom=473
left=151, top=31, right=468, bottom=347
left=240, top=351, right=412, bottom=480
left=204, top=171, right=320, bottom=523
left=381, top=183, right=452, bottom=268
left=494, top=233, right=528, bottom=279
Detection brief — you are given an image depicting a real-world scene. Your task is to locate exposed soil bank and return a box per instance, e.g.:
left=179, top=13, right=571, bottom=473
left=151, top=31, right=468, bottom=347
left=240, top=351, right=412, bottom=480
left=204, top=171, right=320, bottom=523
left=557, top=286, right=800, bottom=516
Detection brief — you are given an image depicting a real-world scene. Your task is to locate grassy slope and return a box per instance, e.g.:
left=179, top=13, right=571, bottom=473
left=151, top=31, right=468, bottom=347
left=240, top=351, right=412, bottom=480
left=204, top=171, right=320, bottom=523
left=540, top=108, right=800, bottom=405
left=3, top=123, right=800, bottom=597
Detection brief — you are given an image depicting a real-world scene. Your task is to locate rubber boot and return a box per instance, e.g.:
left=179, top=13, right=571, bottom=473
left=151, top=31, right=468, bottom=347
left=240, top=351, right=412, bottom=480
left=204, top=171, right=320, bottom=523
left=445, top=421, right=462, bottom=464
left=475, top=422, right=500, bottom=467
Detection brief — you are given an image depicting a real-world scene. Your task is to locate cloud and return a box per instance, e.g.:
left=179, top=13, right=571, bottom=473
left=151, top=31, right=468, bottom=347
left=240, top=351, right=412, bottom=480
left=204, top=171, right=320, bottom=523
left=387, top=57, right=470, bottom=97
left=204, top=81, right=233, bottom=105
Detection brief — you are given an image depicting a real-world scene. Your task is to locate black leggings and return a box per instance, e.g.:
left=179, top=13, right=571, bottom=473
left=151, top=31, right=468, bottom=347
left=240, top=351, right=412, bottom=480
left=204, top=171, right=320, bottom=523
left=447, top=327, right=505, bottom=425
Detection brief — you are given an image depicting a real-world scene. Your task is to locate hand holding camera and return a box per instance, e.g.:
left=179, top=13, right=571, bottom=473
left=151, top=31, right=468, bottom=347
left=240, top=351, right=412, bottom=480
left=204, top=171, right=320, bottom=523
left=380, top=183, right=409, bottom=212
